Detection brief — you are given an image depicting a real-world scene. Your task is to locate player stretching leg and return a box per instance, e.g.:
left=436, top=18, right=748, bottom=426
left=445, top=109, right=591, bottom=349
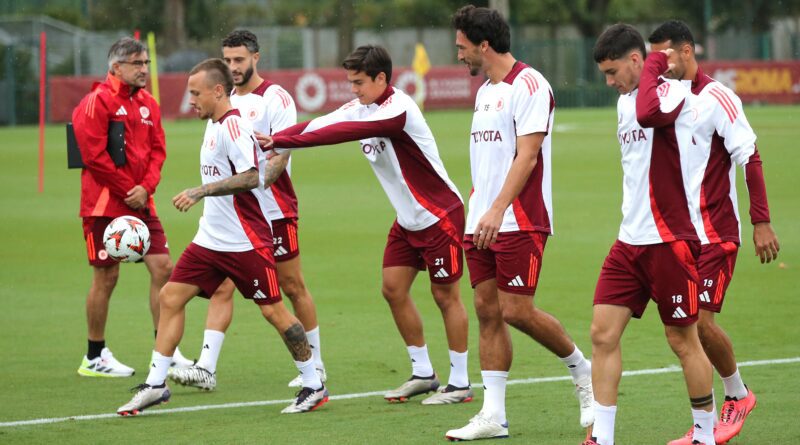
left=262, top=45, right=472, bottom=405
left=117, top=59, right=326, bottom=416
left=168, top=30, right=327, bottom=392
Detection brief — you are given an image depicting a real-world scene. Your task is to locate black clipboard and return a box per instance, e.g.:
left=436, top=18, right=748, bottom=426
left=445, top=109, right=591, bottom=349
left=67, top=121, right=126, bottom=169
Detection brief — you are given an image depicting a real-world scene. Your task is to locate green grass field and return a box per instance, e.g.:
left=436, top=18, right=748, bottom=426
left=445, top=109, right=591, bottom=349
left=0, top=107, right=798, bottom=444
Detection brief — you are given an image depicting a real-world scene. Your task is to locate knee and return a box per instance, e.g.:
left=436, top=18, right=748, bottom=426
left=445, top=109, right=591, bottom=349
left=158, top=286, right=183, bottom=312
left=590, top=321, right=620, bottom=352
left=431, top=286, right=459, bottom=311
left=94, top=267, right=120, bottom=291
left=473, top=293, right=501, bottom=325
left=665, top=327, right=697, bottom=358
left=153, top=259, right=174, bottom=283
left=696, top=313, right=715, bottom=342
left=500, top=304, right=527, bottom=329
left=280, top=274, right=306, bottom=301
left=381, top=282, right=405, bottom=304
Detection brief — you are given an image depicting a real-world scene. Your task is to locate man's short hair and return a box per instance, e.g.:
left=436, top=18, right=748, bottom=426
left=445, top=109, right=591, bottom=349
left=189, top=58, right=234, bottom=96
left=451, top=5, right=511, bottom=54
left=648, top=20, right=695, bottom=48
left=593, top=24, right=647, bottom=63
left=222, top=29, right=259, bottom=53
left=342, top=45, right=393, bottom=84
left=107, top=37, right=147, bottom=71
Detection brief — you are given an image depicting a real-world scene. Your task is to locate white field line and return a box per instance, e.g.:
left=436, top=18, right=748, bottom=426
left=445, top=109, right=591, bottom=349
left=2, top=356, right=798, bottom=428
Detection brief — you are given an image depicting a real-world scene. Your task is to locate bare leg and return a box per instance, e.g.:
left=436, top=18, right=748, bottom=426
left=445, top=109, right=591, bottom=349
left=142, top=253, right=174, bottom=330
left=498, top=291, right=576, bottom=358
left=431, top=281, right=468, bottom=352
left=697, top=309, right=737, bottom=378
left=665, top=323, right=714, bottom=410
left=154, top=282, right=198, bottom=357
left=277, top=256, right=318, bottom=330
left=381, top=266, right=425, bottom=347
left=206, top=278, right=235, bottom=332
left=86, top=264, right=120, bottom=341
left=590, top=304, right=632, bottom=406
left=474, top=279, right=511, bottom=371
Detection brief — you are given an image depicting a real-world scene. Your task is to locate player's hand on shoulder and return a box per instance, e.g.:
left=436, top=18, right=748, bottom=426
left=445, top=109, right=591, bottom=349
left=753, top=221, right=780, bottom=264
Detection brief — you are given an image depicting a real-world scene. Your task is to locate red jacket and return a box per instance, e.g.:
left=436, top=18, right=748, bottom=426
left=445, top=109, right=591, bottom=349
left=72, top=74, right=166, bottom=218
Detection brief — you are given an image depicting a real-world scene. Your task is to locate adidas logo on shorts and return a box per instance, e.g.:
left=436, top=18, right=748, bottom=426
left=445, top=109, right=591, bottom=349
left=434, top=268, right=449, bottom=278
left=507, top=275, right=525, bottom=287
left=275, top=245, right=288, bottom=256
left=672, top=307, right=688, bottom=319
left=699, top=290, right=710, bottom=303
left=253, top=290, right=269, bottom=300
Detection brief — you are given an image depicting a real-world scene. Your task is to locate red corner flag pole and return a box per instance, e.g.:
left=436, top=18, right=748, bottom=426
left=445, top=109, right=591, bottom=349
left=38, top=31, right=46, bottom=193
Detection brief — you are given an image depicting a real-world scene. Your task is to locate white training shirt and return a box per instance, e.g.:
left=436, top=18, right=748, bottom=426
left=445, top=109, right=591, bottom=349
left=192, top=109, right=274, bottom=252
left=271, top=86, right=463, bottom=231
left=231, top=80, right=299, bottom=220
left=615, top=78, right=700, bottom=245
left=466, top=62, right=554, bottom=235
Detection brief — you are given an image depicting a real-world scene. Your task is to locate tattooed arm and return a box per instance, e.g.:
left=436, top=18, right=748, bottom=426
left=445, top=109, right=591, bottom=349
left=172, top=168, right=259, bottom=212
left=264, top=151, right=290, bottom=188
left=281, top=322, right=312, bottom=361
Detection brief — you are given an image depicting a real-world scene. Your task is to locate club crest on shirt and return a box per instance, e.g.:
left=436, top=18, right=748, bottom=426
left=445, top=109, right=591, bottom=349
left=139, top=106, right=150, bottom=119
left=206, top=136, right=216, bottom=151
left=496, top=98, right=504, bottom=111
left=247, top=108, right=258, bottom=120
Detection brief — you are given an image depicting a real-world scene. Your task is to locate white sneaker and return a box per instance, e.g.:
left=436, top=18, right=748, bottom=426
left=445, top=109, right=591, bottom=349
left=117, top=383, right=171, bottom=416
left=77, top=347, right=135, bottom=378
left=575, top=375, right=594, bottom=427
left=384, top=374, right=440, bottom=402
left=281, top=385, right=329, bottom=414
left=445, top=411, right=509, bottom=441
left=287, top=367, right=327, bottom=387
left=171, top=347, right=195, bottom=369
left=421, top=384, right=474, bottom=405
left=168, top=365, right=216, bottom=390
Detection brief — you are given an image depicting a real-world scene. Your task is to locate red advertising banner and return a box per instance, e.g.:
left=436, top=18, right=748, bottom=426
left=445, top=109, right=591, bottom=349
left=49, top=66, right=485, bottom=122
left=699, top=61, right=800, bottom=104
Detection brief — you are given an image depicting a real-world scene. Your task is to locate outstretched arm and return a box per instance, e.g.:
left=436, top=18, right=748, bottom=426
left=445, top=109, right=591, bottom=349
left=172, top=168, right=259, bottom=212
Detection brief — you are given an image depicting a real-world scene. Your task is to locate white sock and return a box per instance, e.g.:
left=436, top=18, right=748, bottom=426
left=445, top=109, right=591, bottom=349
left=721, top=368, right=748, bottom=400
left=559, top=345, right=592, bottom=383
left=691, top=408, right=715, bottom=444
left=711, top=390, right=718, bottom=426
left=196, top=329, right=225, bottom=374
left=447, top=350, right=469, bottom=388
left=407, top=345, right=434, bottom=377
left=146, top=350, right=172, bottom=386
left=295, top=357, right=322, bottom=389
left=593, top=401, right=617, bottom=445
left=480, top=370, right=508, bottom=425
left=305, top=326, right=324, bottom=369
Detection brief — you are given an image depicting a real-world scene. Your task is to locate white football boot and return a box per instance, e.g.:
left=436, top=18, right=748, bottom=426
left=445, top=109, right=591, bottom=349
left=445, top=411, right=509, bottom=441
left=168, top=365, right=216, bottom=391
left=117, top=383, right=171, bottom=416
left=288, top=367, right=327, bottom=388
left=281, top=385, right=329, bottom=414
left=77, top=347, right=135, bottom=378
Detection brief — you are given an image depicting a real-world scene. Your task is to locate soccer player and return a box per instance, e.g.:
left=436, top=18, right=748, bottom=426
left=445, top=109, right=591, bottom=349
left=585, top=24, right=715, bottom=445
left=262, top=45, right=473, bottom=405
left=648, top=20, right=780, bottom=445
left=71, top=37, right=192, bottom=378
left=117, top=59, right=327, bottom=416
left=168, top=30, right=327, bottom=391
left=445, top=6, right=593, bottom=441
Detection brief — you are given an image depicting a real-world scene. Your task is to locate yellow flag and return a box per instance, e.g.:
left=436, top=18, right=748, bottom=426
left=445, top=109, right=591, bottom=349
left=412, top=43, right=431, bottom=77
left=147, top=32, right=160, bottom=105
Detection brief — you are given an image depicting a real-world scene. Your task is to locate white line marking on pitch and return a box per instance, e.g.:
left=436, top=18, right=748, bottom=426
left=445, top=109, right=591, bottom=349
left=2, top=356, right=797, bottom=428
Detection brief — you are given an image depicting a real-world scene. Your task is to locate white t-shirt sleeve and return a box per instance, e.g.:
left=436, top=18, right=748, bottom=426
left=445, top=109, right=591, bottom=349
left=656, top=78, right=689, bottom=114
left=512, top=72, right=551, bottom=136
left=224, top=118, right=259, bottom=173
left=266, top=87, right=297, bottom=134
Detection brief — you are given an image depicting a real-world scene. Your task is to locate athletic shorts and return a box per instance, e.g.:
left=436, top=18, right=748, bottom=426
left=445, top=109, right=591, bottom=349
left=271, top=217, right=300, bottom=262
left=593, top=240, right=701, bottom=326
left=82, top=215, right=169, bottom=267
left=169, top=242, right=281, bottom=305
left=383, top=207, right=465, bottom=284
left=464, top=230, right=548, bottom=296
left=696, top=242, right=739, bottom=313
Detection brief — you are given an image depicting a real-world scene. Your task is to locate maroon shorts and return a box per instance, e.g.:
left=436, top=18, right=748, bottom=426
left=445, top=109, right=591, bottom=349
left=593, top=240, right=701, bottom=326
left=271, top=218, right=300, bottom=262
left=383, top=207, right=465, bottom=284
left=82, top=215, right=170, bottom=266
left=169, top=242, right=281, bottom=305
left=696, top=242, right=738, bottom=313
left=464, top=231, right=548, bottom=296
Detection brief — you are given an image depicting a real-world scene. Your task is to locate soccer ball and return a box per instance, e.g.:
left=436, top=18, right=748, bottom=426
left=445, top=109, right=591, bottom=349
left=102, top=216, right=151, bottom=262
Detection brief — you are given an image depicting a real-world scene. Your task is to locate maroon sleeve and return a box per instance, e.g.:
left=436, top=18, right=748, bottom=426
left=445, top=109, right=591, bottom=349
left=274, top=120, right=311, bottom=137
left=272, top=113, right=406, bottom=149
left=72, top=91, right=137, bottom=198
left=744, top=146, right=771, bottom=223
left=141, top=98, right=166, bottom=195
left=636, top=52, right=684, bottom=128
